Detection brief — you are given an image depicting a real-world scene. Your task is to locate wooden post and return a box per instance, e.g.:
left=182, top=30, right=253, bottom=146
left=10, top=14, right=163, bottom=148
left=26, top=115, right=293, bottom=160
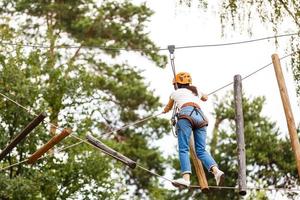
left=234, top=75, right=247, bottom=196
left=86, top=134, right=136, bottom=169
left=27, top=128, right=72, bottom=164
left=190, top=135, right=209, bottom=192
left=0, top=112, right=47, bottom=161
left=272, top=54, right=300, bottom=179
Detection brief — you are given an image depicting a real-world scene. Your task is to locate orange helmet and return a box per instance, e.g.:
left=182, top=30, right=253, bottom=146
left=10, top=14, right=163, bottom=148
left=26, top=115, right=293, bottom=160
left=173, top=72, right=192, bottom=84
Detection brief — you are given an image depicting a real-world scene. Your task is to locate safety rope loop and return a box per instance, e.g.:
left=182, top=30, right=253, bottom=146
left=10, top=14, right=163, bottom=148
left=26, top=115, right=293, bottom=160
left=167, top=45, right=179, bottom=137
left=168, top=45, right=177, bottom=88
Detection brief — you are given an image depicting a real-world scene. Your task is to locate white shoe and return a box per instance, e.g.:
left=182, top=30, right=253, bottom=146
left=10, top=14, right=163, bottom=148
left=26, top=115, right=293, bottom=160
left=214, top=170, right=225, bottom=186
left=172, top=178, right=190, bottom=187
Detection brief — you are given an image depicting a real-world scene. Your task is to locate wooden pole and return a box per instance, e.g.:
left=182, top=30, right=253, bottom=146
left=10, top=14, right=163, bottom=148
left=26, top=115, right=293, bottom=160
left=0, top=112, right=47, bottom=161
left=272, top=54, right=300, bottom=178
left=27, top=128, right=72, bottom=164
left=86, top=134, right=136, bottom=169
left=234, top=75, right=247, bottom=196
left=190, top=135, right=209, bottom=192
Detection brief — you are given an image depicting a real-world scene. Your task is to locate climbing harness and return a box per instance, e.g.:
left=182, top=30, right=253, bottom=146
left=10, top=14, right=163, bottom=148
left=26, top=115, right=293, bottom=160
left=167, top=45, right=209, bottom=133
left=178, top=102, right=209, bottom=128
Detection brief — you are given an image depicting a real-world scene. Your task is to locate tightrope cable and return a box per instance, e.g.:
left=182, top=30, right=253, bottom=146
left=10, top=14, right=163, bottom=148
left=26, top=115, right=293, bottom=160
left=0, top=50, right=298, bottom=171
left=0, top=50, right=300, bottom=193
left=54, top=111, right=163, bottom=156
left=207, top=50, right=300, bottom=96
left=0, top=89, right=162, bottom=171
left=0, top=93, right=38, bottom=116
left=0, top=33, right=298, bottom=51
left=136, top=164, right=173, bottom=183
left=0, top=159, right=28, bottom=171
left=135, top=164, right=300, bottom=192
left=173, top=32, right=299, bottom=50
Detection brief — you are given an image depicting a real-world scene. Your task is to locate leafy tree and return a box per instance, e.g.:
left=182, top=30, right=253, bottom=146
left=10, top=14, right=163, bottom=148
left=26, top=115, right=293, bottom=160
left=210, top=93, right=298, bottom=199
left=180, top=0, right=300, bottom=97
left=0, top=0, right=170, bottom=199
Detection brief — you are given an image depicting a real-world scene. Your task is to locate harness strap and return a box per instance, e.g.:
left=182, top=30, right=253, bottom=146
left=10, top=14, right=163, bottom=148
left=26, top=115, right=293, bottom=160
left=181, top=102, right=200, bottom=109
left=178, top=115, right=196, bottom=127
left=178, top=102, right=208, bottom=128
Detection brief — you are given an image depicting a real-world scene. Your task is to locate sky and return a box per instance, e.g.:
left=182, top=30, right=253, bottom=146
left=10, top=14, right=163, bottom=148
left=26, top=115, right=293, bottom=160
left=133, top=0, right=300, bottom=141
left=124, top=0, right=300, bottom=196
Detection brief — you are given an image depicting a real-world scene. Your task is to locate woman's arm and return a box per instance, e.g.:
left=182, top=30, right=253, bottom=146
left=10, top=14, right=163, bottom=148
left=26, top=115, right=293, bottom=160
left=163, top=98, right=174, bottom=113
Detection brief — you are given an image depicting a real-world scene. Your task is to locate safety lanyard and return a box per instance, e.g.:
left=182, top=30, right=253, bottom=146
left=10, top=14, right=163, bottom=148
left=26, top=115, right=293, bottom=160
left=168, top=45, right=179, bottom=136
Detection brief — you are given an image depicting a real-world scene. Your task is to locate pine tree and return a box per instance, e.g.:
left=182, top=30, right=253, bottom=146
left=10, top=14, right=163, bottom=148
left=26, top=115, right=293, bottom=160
left=0, top=1, right=170, bottom=199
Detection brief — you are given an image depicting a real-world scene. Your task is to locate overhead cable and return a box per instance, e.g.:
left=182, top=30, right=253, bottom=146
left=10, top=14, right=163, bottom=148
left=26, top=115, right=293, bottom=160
left=207, top=50, right=299, bottom=96
left=0, top=33, right=298, bottom=51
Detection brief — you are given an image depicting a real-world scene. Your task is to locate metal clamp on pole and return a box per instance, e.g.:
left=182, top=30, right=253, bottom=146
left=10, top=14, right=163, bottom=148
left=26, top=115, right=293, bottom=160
left=168, top=45, right=175, bottom=54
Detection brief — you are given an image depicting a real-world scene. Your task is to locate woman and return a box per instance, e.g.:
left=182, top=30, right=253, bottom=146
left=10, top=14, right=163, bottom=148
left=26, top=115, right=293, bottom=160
left=163, top=72, right=224, bottom=187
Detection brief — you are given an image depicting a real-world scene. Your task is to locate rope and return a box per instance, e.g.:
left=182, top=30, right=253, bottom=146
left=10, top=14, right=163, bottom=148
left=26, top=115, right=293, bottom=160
left=0, top=93, right=38, bottom=116
left=0, top=139, right=80, bottom=171
left=52, top=111, right=163, bottom=157
left=0, top=114, right=161, bottom=171
left=192, top=185, right=300, bottom=192
left=136, top=164, right=173, bottom=183
left=134, top=162, right=300, bottom=192
left=207, top=50, right=300, bottom=96
left=0, top=159, right=28, bottom=171
left=0, top=90, right=163, bottom=171
left=0, top=33, right=299, bottom=51
left=1, top=49, right=300, bottom=193
left=0, top=32, right=298, bottom=51
left=168, top=45, right=179, bottom=137
left=1, top=50, right=298, bottom=171
left=1, top=93, right=300, bottom=194
left=173, top=32, right=299, bottom=50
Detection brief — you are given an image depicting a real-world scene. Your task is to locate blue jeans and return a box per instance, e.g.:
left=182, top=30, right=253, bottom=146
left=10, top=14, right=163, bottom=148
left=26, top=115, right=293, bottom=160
left=176, top=106, right=217, bottom=174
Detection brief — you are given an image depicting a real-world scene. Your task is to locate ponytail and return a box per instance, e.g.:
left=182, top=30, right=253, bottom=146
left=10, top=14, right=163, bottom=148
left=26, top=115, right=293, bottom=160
left=177, top=84, right=198, bottom=96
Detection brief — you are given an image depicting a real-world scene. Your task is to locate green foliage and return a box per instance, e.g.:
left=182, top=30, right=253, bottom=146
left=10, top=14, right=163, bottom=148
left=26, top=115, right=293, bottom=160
left=210, top=93, right=297, bottom=199
left=291, top=44, right=300, bottom=96
left=0, top=0, right=169, bottom=199
left=210, top=0, right=300, bottom=97
left=2, top=0, right=167, bottom=67
left=0, top=174, right=40, bottom=200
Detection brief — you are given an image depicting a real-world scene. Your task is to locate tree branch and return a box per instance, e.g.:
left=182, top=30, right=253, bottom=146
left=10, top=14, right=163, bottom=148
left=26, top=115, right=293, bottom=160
left=277, top=0, right=300, bottom=28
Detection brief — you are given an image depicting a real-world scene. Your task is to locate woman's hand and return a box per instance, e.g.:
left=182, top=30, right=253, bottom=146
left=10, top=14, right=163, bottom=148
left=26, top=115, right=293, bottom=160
left=201, top=94, right=208, bottom=101
left=163, top=108, right=169, bottom=113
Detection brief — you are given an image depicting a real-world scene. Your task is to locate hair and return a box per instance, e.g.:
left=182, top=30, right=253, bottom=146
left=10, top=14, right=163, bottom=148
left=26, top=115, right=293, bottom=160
left=176, top=83, right=198, bottom=96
